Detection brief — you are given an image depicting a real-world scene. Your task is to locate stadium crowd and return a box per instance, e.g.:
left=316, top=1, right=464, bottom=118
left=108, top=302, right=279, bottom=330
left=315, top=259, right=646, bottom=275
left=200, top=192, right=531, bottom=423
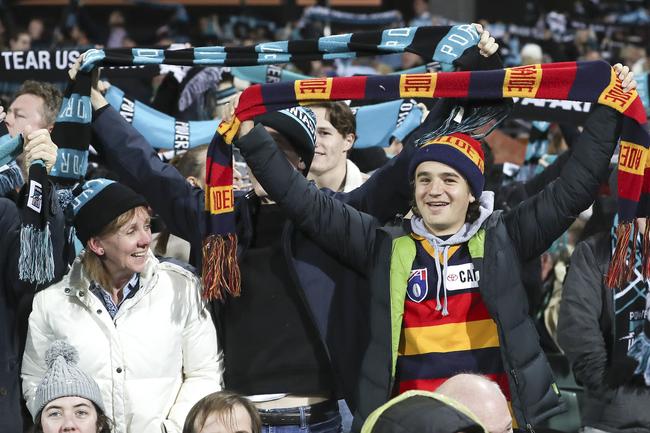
left=1, top=1, right=650, bottom=433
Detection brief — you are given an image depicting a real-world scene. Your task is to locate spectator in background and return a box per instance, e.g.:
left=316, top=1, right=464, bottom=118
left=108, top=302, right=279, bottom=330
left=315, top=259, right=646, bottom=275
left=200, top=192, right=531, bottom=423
left=308, top=102, right=368, bottom=192
left=0, top=84, right=61, bottom=433
left=409, top=0, right=432, bottom=28
left=9, top=29, right=30, bottom=51
left=22, top=179, right=222, bottom=433
left=558, top=217, right=650, bottom=432
left=520, top=43, right=543, bottom=65
left=27, top=18, right=46, bottom=49
left=183, top=391, right=261, bottom=433
left=6, top=80, right=60, bottom=137
left=106, top=10, right=128, bottom=48
left=152, top=144, right=208, bottom=263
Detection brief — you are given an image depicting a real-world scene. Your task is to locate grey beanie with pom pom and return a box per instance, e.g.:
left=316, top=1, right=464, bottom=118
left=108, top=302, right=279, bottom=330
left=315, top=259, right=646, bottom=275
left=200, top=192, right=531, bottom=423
left=33, top=340, right=105, bottom=419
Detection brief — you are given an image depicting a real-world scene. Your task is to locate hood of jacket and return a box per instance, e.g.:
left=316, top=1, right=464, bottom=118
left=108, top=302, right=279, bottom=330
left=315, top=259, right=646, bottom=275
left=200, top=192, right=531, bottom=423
left=361, top=390, right=487, bottom=433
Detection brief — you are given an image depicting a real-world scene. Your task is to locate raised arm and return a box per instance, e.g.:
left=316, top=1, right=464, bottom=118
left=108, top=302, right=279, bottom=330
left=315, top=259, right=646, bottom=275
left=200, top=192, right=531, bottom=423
left=503, top=64, right=635, bottom=261
left=91, top=103, right=206, bottom=246
left=236, top=124, right=380, bottom=274
left=504, top=105, right=620, bottom=261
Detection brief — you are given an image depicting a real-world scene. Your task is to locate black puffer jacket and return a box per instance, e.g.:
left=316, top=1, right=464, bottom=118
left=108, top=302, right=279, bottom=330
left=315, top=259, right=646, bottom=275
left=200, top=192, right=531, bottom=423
left=558, top=232, right=650, bottom=433
left=237, top=105, right=621, bottom=431
left=0, top=198, right=23, bottom=433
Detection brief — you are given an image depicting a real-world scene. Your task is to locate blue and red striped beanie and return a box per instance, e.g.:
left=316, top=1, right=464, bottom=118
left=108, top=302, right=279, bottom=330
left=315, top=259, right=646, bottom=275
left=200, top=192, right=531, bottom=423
left=408, top=133, right=485, bottom=198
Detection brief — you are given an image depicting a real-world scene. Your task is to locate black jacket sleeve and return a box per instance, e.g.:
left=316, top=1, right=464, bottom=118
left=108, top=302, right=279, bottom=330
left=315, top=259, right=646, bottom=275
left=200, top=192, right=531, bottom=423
left=557, top=234, right=610, bottom=391
left=237, top=124, right=380, bottom=273
left=503, top=105, right=621, bottom=262
left=91, top=106, right=205, bottom=246
left=0, top=198, right=21, bottom=305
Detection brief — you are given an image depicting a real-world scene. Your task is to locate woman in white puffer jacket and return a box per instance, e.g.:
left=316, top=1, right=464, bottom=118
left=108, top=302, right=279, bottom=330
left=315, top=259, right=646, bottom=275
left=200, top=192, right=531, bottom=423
left=22, top=178, right=222, bottom=433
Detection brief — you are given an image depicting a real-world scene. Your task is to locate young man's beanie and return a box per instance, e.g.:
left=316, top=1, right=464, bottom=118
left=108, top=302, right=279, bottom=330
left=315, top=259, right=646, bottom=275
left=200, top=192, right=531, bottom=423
left=33, top=340, right=105, bottom=419
left=408, top=133, right=485, bottom=199
left=255, top=106, right=317, bottom=174
left=72, top=178, right=148, bottom=245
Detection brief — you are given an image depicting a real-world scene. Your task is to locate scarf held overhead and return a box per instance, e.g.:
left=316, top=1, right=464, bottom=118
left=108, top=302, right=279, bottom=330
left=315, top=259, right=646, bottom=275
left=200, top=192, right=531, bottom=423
left=218, top=60, right=649, bottom=290
left=75, top=25, right=483, bottom=300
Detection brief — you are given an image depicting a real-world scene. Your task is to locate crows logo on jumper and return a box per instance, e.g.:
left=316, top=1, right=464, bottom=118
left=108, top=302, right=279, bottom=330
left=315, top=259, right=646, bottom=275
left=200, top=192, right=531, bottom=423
left=407, top=268, right=429, bottom=303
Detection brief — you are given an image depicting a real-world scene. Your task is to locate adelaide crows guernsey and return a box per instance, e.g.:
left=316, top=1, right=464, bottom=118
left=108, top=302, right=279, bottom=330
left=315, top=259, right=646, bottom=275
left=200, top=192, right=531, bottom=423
left=396, top=234, right=511, bottom=402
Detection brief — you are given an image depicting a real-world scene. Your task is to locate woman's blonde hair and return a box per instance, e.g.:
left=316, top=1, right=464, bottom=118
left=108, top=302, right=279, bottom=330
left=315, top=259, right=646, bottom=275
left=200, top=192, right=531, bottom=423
left=81, top=206, right=149, bottom=289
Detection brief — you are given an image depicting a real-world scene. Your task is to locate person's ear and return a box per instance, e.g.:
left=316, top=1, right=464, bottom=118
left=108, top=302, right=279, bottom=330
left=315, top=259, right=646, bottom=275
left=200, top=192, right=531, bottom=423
left=297, top=159, right=307, bottom=172
left=87, top=237, right=105, bottom=256
left=469, top=194, right=476, bottom=203
left=343, top=133, right=355, bottom=153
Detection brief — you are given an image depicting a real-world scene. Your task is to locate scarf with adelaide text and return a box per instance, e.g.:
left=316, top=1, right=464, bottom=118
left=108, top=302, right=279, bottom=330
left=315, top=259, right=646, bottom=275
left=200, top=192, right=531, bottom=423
left=218, top=60, right=649, bottom=293
left=76, top=26, right=647, bottom=299
left=78, top=25, right=482, bottom=300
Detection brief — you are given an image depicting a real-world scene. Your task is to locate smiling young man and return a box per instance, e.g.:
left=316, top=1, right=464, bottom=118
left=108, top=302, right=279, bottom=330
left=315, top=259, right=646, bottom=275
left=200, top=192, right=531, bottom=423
left=234, top=65, right=636, bottom=430
left=307, top=102, right=368, bottom=192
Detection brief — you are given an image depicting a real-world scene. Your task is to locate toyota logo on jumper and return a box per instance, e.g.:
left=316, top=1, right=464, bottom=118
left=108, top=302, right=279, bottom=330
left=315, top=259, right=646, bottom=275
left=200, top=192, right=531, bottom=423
left=447, top=274, right=458, bottom=281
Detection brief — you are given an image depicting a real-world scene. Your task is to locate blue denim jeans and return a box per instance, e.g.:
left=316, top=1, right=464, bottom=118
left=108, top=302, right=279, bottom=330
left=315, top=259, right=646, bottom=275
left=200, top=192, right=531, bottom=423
left=259, top=405, right=342, bottom=433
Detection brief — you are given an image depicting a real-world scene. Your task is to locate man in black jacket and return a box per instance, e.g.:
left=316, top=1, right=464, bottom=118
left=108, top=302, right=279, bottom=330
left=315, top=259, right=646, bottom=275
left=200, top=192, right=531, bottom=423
left=231, top=64, right=635, bottom=430
left=0, top=81, right=63, bottom=433
left=558, top=224, right=650, bottom=433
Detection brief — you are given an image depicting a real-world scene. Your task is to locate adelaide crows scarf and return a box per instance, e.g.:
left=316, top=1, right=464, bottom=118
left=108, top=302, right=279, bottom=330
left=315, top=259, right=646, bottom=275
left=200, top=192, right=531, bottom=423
left=79, top=25, right=484, bottom=299
left=219, top=60, right=649, bottom=293
left=77, top=26, right=647, bottom=298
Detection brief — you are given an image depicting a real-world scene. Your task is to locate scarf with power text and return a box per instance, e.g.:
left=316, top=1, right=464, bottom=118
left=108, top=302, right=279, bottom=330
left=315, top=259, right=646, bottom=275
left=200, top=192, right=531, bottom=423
left=0, top=109, right=56, bottom=284
left=105, top=85, right=219, bottom=153
left=19, top=73, right=93, bottom=284
left=230, top=62, right=443, bottom=86
left=79, top=25, right=483, bottom=300
left=20, top=73, right=92, bottom=283
left=219, top=60, right=649, bottom=294
left=106, top=83, right=422, bottom=151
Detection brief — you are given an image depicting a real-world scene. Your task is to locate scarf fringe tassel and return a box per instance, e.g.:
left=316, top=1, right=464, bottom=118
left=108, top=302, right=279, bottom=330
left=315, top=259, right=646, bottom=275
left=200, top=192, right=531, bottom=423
left=0, top=162, right=24, bottom=196
left=606, top=223, right=634, bottom=288
left=202, top=233, right=241, bottom=301
left=19, top=223, right=55, bottom=285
